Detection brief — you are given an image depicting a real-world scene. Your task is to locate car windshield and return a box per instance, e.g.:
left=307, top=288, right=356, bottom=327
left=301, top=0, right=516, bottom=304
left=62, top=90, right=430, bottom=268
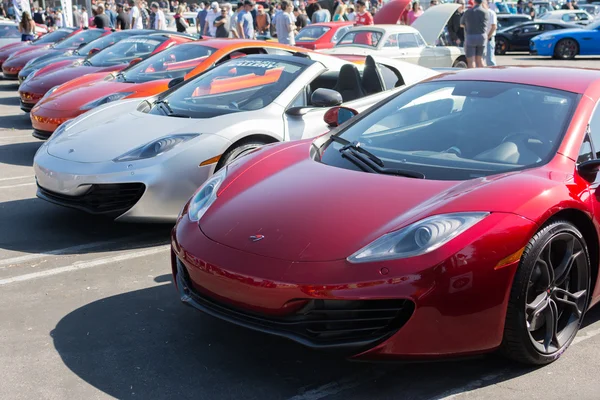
left=77, top=32, right=133, bottom=56
left=149, top=58, right=307, bottom=118
left=53, top=29, right=105, bottom=50
left=33, top=28, right=73, bottom=44
left=87, top=37, right=164, bottom=67
left=320, top=81, right=578, bottom=180
left=120, top=43, right=216, bottom=83
left=296, top=26, right=330, bottom=42
left=0, top=24, right=19, bottom=38
left=336, top=30, right=383, bottom=48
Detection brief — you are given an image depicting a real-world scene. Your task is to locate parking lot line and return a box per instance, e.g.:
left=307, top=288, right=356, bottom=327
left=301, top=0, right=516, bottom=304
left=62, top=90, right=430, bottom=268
left=0, top=234, right=164, bottom=268
left=0, top=245, right=170, bottom=286
left=0, top=175, right=33, bottom=182
left=0, top=182, right=35, bottom=189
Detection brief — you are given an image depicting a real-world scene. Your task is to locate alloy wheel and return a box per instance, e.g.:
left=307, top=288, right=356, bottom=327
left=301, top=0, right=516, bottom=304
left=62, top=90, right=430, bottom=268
left=556, top=39, right=578, bottom=60
left=525, top=232, right=589, bottom=354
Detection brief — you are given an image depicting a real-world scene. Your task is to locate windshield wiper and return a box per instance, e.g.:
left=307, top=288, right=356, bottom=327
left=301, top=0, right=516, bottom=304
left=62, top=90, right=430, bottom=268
left=154, top=99, right=191, bottom=118
left=82, top=59, right=92, bottom=66
left=330, top=135, right=425, bottom=179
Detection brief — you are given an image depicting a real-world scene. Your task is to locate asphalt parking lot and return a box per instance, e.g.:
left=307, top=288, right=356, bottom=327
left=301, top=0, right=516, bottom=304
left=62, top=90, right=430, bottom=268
left=2, top=54, right=600, bottom=400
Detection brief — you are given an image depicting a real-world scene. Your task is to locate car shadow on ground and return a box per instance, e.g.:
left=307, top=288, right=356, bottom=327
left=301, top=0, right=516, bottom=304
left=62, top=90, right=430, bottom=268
left=0, top=81, right=19, bottom=91
left=0, top=113, right=32, bottom=130
left=0, top=198, right=172, bottom=255
left=50, top=277, right=600, bottom=400
left=0, top=95, right=20, bottom=106
left=0, top=140, right=41, bottom=166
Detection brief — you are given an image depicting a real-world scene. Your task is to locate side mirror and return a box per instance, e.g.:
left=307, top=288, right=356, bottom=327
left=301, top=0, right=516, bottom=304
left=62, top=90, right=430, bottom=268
left=323, top=106, right=358, bottom=127
left=168, top=76, right=184, bottom=88
left=88, top=47, right=101, bottom=55
left=128, top=57, right=143, bottom=67
left=311, top=88, right=343, bottom=108
left=77, top=42, right=87, bottom=48
left=577, top=159, right=600, bottom=181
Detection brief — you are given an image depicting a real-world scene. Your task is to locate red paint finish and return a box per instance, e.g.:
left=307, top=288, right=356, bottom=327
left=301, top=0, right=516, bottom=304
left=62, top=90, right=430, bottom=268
left=373, top=0, right=411, bottom=24
left=29, top=40, right=303, bottom=134
left=19, top=34, right=193, bottom=111
left=171, top=68, right=600, bottom=359
left=295, top=22, right=354, bottom=50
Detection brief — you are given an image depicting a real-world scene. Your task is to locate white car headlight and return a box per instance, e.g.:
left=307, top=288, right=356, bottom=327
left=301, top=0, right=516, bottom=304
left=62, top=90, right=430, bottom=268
left=38, top=85, right=60, bottom=103
left=113, top=134, right=199, bottom=162
left=48, top=118, right=75, bottom=141
left=81, top=92, right=134, bottom=110
left=187, top=168, right=227, bottom=222
left=347, top=212, right=489, bottom=263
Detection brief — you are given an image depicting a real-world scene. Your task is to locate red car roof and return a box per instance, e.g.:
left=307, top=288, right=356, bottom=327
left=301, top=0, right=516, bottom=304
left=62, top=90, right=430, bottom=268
left=431, top=66, right=600, bottom=96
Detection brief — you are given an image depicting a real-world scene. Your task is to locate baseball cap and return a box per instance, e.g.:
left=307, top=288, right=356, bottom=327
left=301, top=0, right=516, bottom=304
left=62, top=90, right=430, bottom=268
left=211, top=1, right=218, bottom=8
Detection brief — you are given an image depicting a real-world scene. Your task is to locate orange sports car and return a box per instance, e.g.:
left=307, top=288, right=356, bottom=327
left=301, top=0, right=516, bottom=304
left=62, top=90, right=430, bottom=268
left=30, top=40, right=305, bottom=138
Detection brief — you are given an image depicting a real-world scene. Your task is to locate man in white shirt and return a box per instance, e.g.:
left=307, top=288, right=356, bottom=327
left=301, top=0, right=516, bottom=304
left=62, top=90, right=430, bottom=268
left=275, top=0, right=295, bottom=45
left=130, top=0, right=144, bottom=29
left=81, top=6, right=89, bottom=27
left=485, top=0, right=497, bottom=66
left=151, top=2, right=166, bottom=29
left=204, top=1, right=220, bottom=36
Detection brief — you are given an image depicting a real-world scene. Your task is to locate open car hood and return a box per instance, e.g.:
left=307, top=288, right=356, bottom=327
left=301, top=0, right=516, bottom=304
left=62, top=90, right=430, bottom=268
left=373, top=0, right=412, bottom=24
left=412, top=3, right=461, bottom=45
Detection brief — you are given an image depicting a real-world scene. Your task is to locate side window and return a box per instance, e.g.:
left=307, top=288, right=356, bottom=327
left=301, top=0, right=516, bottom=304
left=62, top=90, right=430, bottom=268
left=289, top=89, right=308, bottom=108
left=265, top=48, right=295, bottom=55
left=577, top=13, right=589, bottom=20
left=562, top=14, right=576, bottom=22
left=415, top=33, right=427, bottom=47
left=590, top=104, right=600, bottom=158
left=397, top=33, right=419, bottom=49
left=541, top=24, right=556, bottom=31
left=522, top=24, right=541, bottom=33
left=331, top=26, right=351, bottom=43
left=215, top=48, right=268, bottom=65
left=578, top=134, right=594, bottom=163
left=383, top=34, right=398, bottom=47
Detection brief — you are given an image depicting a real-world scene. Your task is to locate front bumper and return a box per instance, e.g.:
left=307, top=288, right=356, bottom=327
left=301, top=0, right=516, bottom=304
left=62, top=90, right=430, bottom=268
left=30, top=105, right=81, bottom=136
left=171, top=212, right=537, bottom=360
left=19, top=90, right=42, bottom=112
left=529, top=40, right=552, bottom=56
left=33, top=134, right=231, bottom=222
left=2, top=65, right=20, bottom=79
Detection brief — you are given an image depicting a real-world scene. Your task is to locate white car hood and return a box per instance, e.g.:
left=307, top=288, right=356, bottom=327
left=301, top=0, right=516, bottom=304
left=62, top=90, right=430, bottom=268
left=412, top=3, right=461, bottom=45
left=47, top=99, right=225, bottom=163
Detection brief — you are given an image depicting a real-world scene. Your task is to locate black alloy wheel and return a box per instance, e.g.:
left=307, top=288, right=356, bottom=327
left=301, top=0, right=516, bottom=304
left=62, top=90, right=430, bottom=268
left=554, top=39, right=578, bottom=60
left=495, top=37, right=508, bottom=55
left=501, top=220, right=590, bottom=365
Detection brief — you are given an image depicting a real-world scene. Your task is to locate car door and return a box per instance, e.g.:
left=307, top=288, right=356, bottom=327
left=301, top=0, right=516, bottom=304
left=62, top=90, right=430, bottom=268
left=579, top=105, right=600, bottom=216
left=395, top=32, right=439, bottom=67
left=571, top=26, right=600, bottom=55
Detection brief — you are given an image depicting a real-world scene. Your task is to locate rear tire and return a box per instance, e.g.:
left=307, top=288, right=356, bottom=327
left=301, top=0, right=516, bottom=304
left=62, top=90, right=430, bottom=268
left=495, top=37, right=508, bottom=55
left=452, top=57, right=467, bottom=68
left=500, top=220, right=590, bottom=365
left=216, top=139, right=269, bottom=171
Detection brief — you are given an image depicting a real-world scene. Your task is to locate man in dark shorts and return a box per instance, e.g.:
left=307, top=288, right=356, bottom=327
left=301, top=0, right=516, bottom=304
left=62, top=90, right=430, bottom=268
left=460, top=0, right=489, bottom=68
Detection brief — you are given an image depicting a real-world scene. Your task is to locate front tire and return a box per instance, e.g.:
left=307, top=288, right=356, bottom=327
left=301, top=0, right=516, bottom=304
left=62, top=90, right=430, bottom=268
left=554, top=39, right=578, bottom=60
left=495, top=37, right=508, bottom=55
left=452, top=56, right=467, bottom=68
left=500, top=220, right=590, bottom=365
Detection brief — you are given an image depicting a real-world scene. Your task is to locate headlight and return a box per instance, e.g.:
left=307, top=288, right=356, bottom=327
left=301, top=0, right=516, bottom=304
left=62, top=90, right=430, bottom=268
left=63, top=50, right=73, bottom=56
left=38, top=85, right=60, bottom=103
left=347, top=212, right=489, bottom=263
left=113, top=134, right=199, bottom=162
left=187, top=168, right=227, bottom=222
left=48, top=118, right=75, bottom=141
left=81, top=92, right=134, bottom=110
left=540, top=36, right=555, bottom=41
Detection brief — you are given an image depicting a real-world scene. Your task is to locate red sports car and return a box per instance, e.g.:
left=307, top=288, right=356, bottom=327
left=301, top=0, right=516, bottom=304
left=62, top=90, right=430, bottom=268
left=2, top=28, right=111, bottom=79
left=29, top=40, right=303, bottom=137
left=20, top=33, right=193, bottom=114
left=295, top=22, right=354, bottom=50
left=0, top=27, right=76, bottom=68
left=172, top=66, right=600, bottom=365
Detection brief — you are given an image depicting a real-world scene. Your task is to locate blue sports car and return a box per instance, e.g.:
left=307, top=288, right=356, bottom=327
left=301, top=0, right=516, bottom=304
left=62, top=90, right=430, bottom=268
left=530, top=20, right=600, bottom=59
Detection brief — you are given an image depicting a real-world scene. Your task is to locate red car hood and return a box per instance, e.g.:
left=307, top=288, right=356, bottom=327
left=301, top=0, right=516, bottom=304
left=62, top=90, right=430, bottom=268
left=40, top=78, right=169, bottom=111
left=0, top=42, right=32, bottom=60
left=373, top=0, right=411, bottom=24
left=21, top=65, right=127, bottom=96
left=200, top=142, right=558, bottom=262
left=4, top=47, right=60, bottom=68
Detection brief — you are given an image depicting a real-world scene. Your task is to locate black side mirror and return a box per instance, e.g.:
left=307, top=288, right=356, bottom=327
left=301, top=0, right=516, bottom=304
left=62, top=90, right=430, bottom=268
left=311, top=88, right=343, bottom=108
left=77, top=42, right=87, bottom=48
left=577, top=159, right=600, bottom=181
left=168, top=76, right=184, bottom=88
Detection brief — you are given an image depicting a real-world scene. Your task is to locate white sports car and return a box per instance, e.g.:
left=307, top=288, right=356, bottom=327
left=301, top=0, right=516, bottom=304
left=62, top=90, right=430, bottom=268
left=34, top=52, right=438, bottom=222
left=321, top=4, right=467, bottom=68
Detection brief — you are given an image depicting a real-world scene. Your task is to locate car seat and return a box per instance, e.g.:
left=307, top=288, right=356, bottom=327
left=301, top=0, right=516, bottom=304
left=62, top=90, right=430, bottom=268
left=362, top=55, right=385, bottom=95
left=332, top=64, right=366, bottom=102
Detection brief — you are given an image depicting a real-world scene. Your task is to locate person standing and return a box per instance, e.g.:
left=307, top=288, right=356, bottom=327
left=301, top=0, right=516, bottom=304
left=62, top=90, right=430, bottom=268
left=485, top=0, right=497, bottom=66
left=213, top=6, right=230, bottom=37
left=311, top=3, right=330, bottom=23
left=80, top=7, right=89, bottom=27
left=130, top=0, right=144, bottom=29
left=255, top=5, right=271, bottom=38
left=196, top=1, right=207, bottom=34
left=524, top=0, right=535, bottom=18
left=293, top=6, right=308, bottom=30
left=275, top=0, right=295, bottom=44
left=106, top=3, right=118, bottom=28
left=116, top=3, right=130, bottom=28
left=407, top=1, right=423, bottom=24
left=72, top=6, right=81, bottom=27
left=19, top=11, right=35, bottom=41
left=448, top=0, right=465, bottom=46
left=332, top=3, right=346, bottom=21
left=94, top=4, right=111, bottom=27
left=460, top=0, right=489, bottom=68
left=204, top=1, right=220, bottom=36
left=152, top=2, right=166, bottom=28
left=354, top=0, right=373, bottom=25
left=236, top=0, right=254, bottom=39
left=175, top=5, right=190, bottom=31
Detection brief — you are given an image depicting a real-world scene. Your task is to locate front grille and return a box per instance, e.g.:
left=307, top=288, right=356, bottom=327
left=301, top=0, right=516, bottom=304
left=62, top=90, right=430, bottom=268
left=176, top=259, right=414, bottom=349
left=37, top=183, right=145, bottom=216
